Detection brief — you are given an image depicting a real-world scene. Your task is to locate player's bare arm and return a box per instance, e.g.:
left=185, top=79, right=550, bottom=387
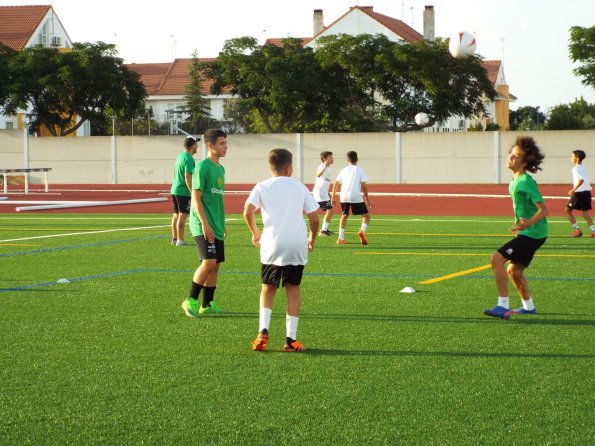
left=243, top=203, right=261, bottom=248
left=192, top=188, right=214, bottom=242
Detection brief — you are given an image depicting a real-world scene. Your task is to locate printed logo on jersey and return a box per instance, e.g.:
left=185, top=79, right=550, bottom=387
left=506, top=248, right=513, bottom=255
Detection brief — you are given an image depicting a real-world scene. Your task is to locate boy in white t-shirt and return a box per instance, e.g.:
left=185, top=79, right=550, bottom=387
left=565, top=149, right=594, bottom=237
left=331, top=151, right=372, bottom=245
left=244, top=148, right=320, bottom=352
left=312, top=151, right=335, bottom=236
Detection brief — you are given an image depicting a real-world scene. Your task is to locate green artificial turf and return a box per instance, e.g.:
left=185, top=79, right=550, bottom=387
left=1, top=214, right=593, bottom=445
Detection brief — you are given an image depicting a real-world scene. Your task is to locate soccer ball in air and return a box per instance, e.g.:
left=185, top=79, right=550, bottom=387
left=414, top=112, right=429, bottom=126
left=449, top=31, right=476, bottom=59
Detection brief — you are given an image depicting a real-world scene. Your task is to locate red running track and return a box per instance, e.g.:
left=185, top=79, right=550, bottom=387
left=0, top=183, right=573, bottom=216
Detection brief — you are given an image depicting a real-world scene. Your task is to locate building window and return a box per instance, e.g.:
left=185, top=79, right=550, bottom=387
left=6, top=122, right=14, bottom=129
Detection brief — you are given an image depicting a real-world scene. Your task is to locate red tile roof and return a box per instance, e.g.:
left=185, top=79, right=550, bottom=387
left=264, top=38, right=311, bottom=47
left=127, top=58, right=220, bottom=96
left=357, top=6, right=423, bottom=43
left=309, top=5, right=423, bottom=44
left=481, top=60, right=502, bottom=86
left=0, top=5, right=50, bottom=50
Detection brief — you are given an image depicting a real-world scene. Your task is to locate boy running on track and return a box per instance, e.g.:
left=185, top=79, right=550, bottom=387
left=564, top=149, right=594, bottom=237
left=331, top=151, right=372, bottom=245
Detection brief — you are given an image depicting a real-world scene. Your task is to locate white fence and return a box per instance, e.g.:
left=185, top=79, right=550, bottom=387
left=1, top=129, right=593, bottom=185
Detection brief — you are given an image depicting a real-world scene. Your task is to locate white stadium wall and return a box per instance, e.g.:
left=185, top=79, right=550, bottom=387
left=1, top=130, right=594, bottom=186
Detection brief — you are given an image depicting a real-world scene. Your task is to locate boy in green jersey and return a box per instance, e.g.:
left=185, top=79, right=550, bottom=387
left=485, top=136, right=548, bottom=320
left=170, top=136, right=198, bottom=246
left=181, top=129, right=228, bottom=317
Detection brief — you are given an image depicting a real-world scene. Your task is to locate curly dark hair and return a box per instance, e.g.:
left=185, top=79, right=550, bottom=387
left=514, top=136, right=545, bottom=173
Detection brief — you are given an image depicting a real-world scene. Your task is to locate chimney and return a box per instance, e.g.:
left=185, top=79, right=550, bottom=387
left=313, top=9, right=324, bottom=35
left=423, top=5, right=435, bottom=41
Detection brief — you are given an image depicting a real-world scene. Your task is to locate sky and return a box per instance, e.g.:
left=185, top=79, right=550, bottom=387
left=5, top=0, right=595, bottom=111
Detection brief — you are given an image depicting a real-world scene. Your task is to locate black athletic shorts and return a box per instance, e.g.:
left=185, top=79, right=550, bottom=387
left=341, top=201, right=368, bottom=215
left=318, top=200, right=333, bottom=211
left=497, top=235, right=546, bottom=267
left=567, top=190, right=592, bottom=211
left=194, top=236, right=225, bottom=263
left=261, top=264, right=304, bottom=288
left=172, top=194, right=191, bottom=214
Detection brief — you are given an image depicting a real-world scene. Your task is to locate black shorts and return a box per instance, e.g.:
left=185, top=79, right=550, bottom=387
left=172, top=194, right=191, bottom=214
left=194, top=236, right=225, bottom=263
left=318, top=200, right=333, bottom=211
left=567, top=190, right=592, bottom=211
left=497, top=235, right=546, bottom=268
left=341, top=202, right=368, bottom=215
left=261, top=264, right=304, bottom=288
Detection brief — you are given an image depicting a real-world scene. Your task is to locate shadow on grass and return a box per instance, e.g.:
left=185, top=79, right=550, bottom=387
left=302, top=312, right=595, bottom=327
left=302, top=349, right=594, bottom=359
left=215, top=312, right=595, bottom=327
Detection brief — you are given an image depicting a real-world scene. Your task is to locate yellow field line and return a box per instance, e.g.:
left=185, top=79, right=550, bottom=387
left=0, top=243, right=40, bottom=247
left=420, top=264, right=493, bottom=284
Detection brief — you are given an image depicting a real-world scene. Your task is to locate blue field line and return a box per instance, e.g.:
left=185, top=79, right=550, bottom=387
left=0, top=235, right=168, bottom=258
left=1, top=267, right=593, bottom=294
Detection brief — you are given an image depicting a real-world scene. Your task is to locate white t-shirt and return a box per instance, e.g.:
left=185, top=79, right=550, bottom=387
left=336, top=164, right=368, bottom=203
left=573, top=164, right=592, bottom=192
left=312, top=163, right=332, bottom=201
left=246, top=176, right=319, bottom=266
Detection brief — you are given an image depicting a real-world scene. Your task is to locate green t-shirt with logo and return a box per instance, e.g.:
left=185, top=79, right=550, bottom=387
left=189, top=158, right=225, bottom=240
left=509, top=172, right=548, bottom=239
left=170, top=151, right=195, bottom=197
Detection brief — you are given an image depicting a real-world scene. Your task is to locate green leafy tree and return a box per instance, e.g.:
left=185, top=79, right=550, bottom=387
left=179, top=50, right=211, bottom=134
left=204, top=37, right=350, bottom=133
left=315, top=34, right=496, bottom=131
left=546, top=97, right=595, bottom=130
left=3, top=42, right=146, bottom=136
left=509, top=106, right=546, bottom=130
left=0, top=43, right=16, bottom=106
left=569, top=25, right=595, bottom=89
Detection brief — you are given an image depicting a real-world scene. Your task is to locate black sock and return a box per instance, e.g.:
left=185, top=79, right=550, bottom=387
left=286, top=337, right=295, bottom=345
left=189, top=282, right=203, bottom=300
left=202, top=286, right=216, bottom=308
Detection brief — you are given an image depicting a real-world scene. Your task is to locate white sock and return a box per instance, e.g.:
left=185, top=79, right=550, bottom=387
left=590, top=225, right=595, bottom=232
left=361, top=223, right=368, bottom=232
left=572, top=223, right=580, bottom=229
left=286, top=315, right=299, bottom=340
left=322, top=221, right=330, bottom=231
left=497, top=296, right=509, bottom=309
left=522, top=298, right=535, bottom=311
left=259, top=307, right=272, bottom=332
left=339, top=228, right=345, bottom=239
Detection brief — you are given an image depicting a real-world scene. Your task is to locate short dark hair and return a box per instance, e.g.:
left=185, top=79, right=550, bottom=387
left=573, top=149, right=586, bottom=161
left=184, top=136, right=200, bottom=148
left=347, top=151, right=358, bottom=163
left=320, top=151, right=333, bottom=161
left=269, top=148, right=292, bottom=172
left=204, top=129, right=227, bottom=146
left=514, top=136, right=544, bottom=173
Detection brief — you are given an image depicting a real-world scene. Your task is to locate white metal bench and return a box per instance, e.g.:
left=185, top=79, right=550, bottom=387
left=0, top=168, right=52, bottom=194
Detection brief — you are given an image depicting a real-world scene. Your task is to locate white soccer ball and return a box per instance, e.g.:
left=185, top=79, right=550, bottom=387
left=414, top=112, right=429, bottom=126
left=449, top=31, right=476, bottom=59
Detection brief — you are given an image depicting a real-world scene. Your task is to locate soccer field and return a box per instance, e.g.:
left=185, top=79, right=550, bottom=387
left=1, top=214, right=593, bottom=445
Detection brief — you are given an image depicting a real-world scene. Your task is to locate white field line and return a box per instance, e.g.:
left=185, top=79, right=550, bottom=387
left=16, top=197, right=166, bottom=212
left=0, top=225, right=168, bottom=243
